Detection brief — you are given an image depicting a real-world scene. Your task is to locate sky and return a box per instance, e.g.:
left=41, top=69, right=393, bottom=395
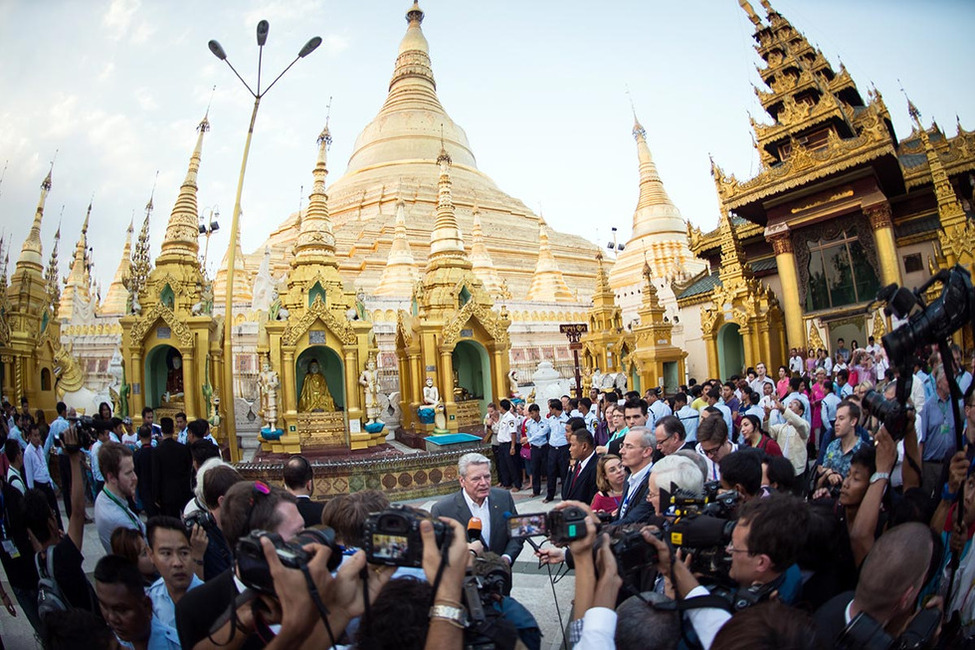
left=1, top=0, right=973, bottom=290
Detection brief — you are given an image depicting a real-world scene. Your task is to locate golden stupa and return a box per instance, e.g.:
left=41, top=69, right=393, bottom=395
left=217, top=2, right=600, bottom=305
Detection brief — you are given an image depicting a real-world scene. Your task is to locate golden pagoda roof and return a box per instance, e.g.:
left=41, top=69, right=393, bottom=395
left=100, top=219, right=133, bottom=317
left=59, top=202, right=93, bottom=322
left=157, top=115, right=208, bottom=267
left=374, top=198, right=419, bottom=297
left=15, top=167, right=52, bottom=272
left=231, top=2, right=600, bottom=304
left=213, top=224, right=252, bottom=306
left=469, top=204, right=502, bottom=296
left=526, top=217, right=572, bottom=302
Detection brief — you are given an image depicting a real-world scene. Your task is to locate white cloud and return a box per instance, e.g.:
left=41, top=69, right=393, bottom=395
left=323, top=33, right=350, bottom=56
left=97, top=61, right=116, bottom=82
left=242, top=0, right=321, bottom=27
left=134, top=87, right=157, bottom=111
left=130, top=20, right=155, bottom=45
left=102, top=0, right=141, bottom=41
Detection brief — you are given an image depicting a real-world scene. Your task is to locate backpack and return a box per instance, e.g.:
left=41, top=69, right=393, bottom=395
left=35, top=547, right=69, bottom=617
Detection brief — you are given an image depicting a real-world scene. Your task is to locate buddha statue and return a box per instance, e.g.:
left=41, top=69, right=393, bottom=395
left=298, top=360, right=336, bottom=412
left=165, top=354, right=185, bottom=401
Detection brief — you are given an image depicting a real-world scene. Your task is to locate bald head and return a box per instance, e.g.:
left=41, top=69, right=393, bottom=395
left=855, top=523, right=934, bottom=621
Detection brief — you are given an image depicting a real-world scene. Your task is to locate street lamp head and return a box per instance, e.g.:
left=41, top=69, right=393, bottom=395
left=298, top=36, right=322, bottom=58
left=198, top=222, right=208, bottom=235
left=256, top=20, right=269, bottom=46
left=210, top=217, right=220, bottom=232
left=208, top=40, right=228, bottom=61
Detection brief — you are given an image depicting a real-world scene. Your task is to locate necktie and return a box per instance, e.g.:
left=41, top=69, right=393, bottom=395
left=570, top=462, right=582, bottom=492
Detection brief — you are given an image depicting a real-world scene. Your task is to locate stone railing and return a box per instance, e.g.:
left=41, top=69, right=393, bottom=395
left=235, top=445, right=492, bottom=501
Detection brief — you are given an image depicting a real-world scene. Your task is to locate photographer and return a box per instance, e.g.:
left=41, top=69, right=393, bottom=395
left=184, top=461, right=242, bottom=581
left=814, top=522, right=939, bottom=646
left=175, top=480, right=306, bottom=648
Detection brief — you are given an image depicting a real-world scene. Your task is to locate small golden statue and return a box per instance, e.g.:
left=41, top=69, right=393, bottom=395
left=298, top=360, right=336, bottom=412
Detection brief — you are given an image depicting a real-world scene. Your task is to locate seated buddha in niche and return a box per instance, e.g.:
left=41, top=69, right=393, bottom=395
left=298, top=360, right=336, bottom=412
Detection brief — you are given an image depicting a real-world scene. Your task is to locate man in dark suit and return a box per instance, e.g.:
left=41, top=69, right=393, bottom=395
left=431, top=452, right=524, bottom=566
left=563, top=427, right=598, bottom=505
left=614, top=427, right=656, bottom=525
left=132, top=425, right=157, bottom=516
left=151, top=417, right=193, bottom=518
left=283, top=455, right=324, bottom=528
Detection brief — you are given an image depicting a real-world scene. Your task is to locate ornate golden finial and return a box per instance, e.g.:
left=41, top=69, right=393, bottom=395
left=898, top=80, right=921, bottom=125
left=406, top=1, right=423, bottom=24
left=758, top=0, right=775, bottom=15
left=159, top=113, right=208, bottom=264
left=293, top=117, right=337, bottom=266
left=45, top=220, right=62, bottom=315
left=124, top=187, right=155, bottom=313
left=738, top=0, right=764, bottom=27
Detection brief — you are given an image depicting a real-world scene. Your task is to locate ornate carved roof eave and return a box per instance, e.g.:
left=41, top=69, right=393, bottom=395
left=901, top=157, right=975, bottom=190
left=676, top=290, right=718, bottom=308
left=126, top=302, right=196, bottom=348
left=691, top=221, right=764, bottom=256
left=281, top=295, right=358, bottom=347
left=753, top=102, right=856, bottom=148
left=720, top=140, right=896, bottom=213
left=755, top=72, right=856, bottom=112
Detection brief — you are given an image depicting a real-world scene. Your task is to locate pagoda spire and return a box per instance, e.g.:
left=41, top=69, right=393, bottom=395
left=124, top=194, right=154, bottom=314
left=630, top=109, right=684, bottom=240
left=468, top=202, right=503, bottom=296
left=591, top=250, right=617, bottom=311
left=45, top=222, right=61, bottom=318
left=526, top=216, right=572, bottom=302
left=385, top=2, right=439, bottom=112
left=215, top=222, right=253, bottom=306
left=101, top=218, right=134, bottom=316
left=158, top=114, right=208, bottom=265
left=292, top=123, right=337, bottom=268
left=16, top=166, right=53, bottom=272
left=738, top=0, right=764, bottom=27
left=375, top=198, right=419, bottom=297
left=914, top=105, right=967, bottom=231
left=60, top=201, right=94, bottom=321
left=426, top=142, right=469, bottom=270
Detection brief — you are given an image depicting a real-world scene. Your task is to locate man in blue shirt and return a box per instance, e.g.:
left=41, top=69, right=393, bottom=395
left=146, top=517, right=205, bottom=631
left=774, top=377, right=812, bottom=429
left=524, top=404, right=550, bottom=497
left=175, top=412, right=189, bottom=445
left=7, top=414, right=27, bottom=451
left=919, top=366, right=962, bottom=498
left=674, top=392, right=700, bottom=443
left=544, top=399, right=569, bottom=503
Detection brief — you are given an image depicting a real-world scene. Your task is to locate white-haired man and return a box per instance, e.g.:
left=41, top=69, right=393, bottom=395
left=431, top=453, right=524, bottom=566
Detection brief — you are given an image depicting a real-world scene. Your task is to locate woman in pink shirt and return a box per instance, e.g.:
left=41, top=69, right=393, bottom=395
left=776, top=365, right=791, bottom=399
left=810, top=368, right=827, bottom=442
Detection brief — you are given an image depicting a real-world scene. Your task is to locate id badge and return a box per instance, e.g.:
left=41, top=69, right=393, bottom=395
left=1, top=539, right=20, bottom=559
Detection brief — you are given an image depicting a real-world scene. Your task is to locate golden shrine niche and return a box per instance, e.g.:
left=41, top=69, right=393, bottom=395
left=257, top=124, right=380, bottom=453
left=621, top=263, right=687, bottom=394
left=395, top=144, right=512, bottom=434
left=120, top=116, right=223, bottom=432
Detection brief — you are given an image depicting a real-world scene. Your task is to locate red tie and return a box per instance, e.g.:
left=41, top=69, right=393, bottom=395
left=570, top=462, right=582, bottom=491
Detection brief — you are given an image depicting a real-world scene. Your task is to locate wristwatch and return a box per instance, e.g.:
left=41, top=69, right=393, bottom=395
left=869, top=472, right=890, bottom=484
left=430, top=604, right=468, bottom=628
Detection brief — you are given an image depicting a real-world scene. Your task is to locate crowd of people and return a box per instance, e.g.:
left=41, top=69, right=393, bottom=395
left=0, top=337, right=972, bottom=649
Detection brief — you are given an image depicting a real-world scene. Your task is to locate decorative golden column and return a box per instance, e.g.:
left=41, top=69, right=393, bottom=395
left=182, top=350, right=198, bottom=418
left=863, top=202, right=900, bottom=287
left=282, top=348, right=296, bottom=416
left=767, top=229, right=806, bottom=349
left=131, top=351, right=144, bottom=423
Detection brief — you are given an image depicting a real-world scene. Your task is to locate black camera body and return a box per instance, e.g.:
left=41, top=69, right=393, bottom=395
left=507, top=505, right=589, bottom=545
left=862, top=388, right=915, bottom=441
left=236, top=528, right=341, bottom=595
left=596, top=524, right=660, bottom=595
left=363, top=505, right=451, bottom=568
left=183, top=508, right=214, bottom=535
left=63, top=415, right=96, bottom=452
left=836, top=608, right=940, bottom=650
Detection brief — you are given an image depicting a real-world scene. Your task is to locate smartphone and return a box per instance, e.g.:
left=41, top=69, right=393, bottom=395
left=507, top=513, right=547, bottom=538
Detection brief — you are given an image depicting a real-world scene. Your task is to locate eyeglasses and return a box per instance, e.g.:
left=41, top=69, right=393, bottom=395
left=700, top=444, right=723, bottom=458
left=726, top=542, right=751, bottom=554
left=655, top=435, right=673, bottom=448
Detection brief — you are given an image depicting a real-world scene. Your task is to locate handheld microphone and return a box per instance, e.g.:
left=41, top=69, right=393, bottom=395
left=467, top=516, right=484, bottom=544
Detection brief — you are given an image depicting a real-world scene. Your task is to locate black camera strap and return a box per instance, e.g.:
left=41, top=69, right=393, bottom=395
left=300, top=563, right=337, bottom=649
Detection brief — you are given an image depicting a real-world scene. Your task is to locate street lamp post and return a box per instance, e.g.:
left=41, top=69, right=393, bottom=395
left=559, top=323, right=589, bottom=399
left=198, top=205, right=220, bottom=273
left=209, top=21, right=321, bottom=461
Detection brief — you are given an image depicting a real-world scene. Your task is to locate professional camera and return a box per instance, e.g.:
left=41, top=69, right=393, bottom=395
left=462, top=556, right=520, bottom=650
left=183, top=508, right=214, bottom=534
left=592, top=524, right=661, bottom=596
left=862, top=388, right=915, bottom=441
left=363, top=505, right=451, bottom=568
left=63, top=415, right=97, bottom=452
left=881, top=264, right=974, bottom=366
left=236, top=528, right=342, bottom=595
left=506, top=505, right=588, bottom=545
left=669, top=514, right=736, bottom=583
left=836, top=607, right=940, bottom=650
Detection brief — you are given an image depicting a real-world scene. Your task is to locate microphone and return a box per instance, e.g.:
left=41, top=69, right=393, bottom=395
left=467, top=517, right=484, bottom=544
